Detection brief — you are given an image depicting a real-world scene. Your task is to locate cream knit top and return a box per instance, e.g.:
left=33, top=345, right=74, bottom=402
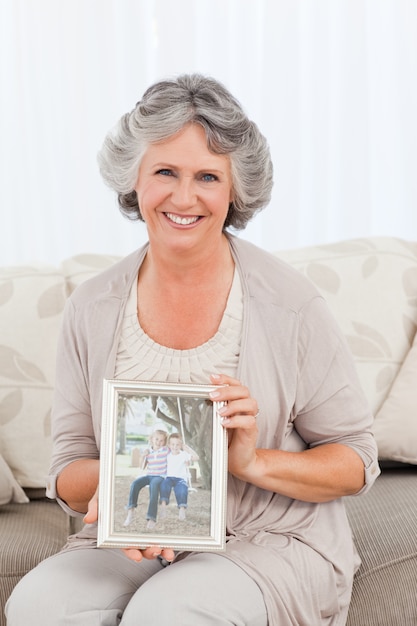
left=114, top=270, right=243, bottom=383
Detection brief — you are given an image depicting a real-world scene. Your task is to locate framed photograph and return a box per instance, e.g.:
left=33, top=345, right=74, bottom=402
left=98, top=379, right=228, bottom=552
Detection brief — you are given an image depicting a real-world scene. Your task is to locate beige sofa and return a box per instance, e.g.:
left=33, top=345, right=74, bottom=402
left=1, top=237, right=417, bottom=625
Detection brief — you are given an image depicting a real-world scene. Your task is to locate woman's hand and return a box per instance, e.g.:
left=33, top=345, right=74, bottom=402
left=83, top=485, right=99, bottom=524
left=209, top=373, right=259, bottom=481
left=83, top=486, right=175, bottom=564
left=123, top=546, right=175, bottom=563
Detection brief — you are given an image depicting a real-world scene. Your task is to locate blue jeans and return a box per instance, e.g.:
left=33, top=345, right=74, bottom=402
left=160, top=477, right=188, bottom=508
left=126, top=475, right=164, bottom=521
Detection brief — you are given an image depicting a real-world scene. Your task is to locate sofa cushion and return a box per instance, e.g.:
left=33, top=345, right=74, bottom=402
left=345, top=469, right=417, bottom=625
left=0, top=265, right=66, bottom=488
left=0, top=499, right=71, bottom=626
left=372, top=331, right=417, bottom=464
left=0, top=454, right=29, bottom=506
left=276, top=237, right=417, bottom=462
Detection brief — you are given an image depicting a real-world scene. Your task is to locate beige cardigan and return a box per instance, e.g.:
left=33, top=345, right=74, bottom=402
left=47, top=235, right=379, bottom=623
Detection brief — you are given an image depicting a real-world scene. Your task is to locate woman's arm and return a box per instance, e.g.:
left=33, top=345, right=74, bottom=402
left=56, top=459, right=100, bottom=514
left=230, top=442, right=364, bottom=503
left=210, top=374, right=366, bottom=503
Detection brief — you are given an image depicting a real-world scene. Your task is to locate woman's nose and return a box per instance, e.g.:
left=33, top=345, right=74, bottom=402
left=171, top=177, right=196, bottom=207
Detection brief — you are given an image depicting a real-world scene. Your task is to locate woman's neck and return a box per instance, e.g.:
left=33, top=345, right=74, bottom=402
left=141, top=233, right=234, bottom=289
left=136, top=234, right=235, bottom=349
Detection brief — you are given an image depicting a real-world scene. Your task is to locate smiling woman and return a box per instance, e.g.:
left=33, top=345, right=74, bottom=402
left=6, top=73, right=379, bottom=626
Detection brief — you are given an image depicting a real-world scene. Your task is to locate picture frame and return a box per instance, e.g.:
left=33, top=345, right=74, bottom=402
left=98, top=379, right=228, bottom=552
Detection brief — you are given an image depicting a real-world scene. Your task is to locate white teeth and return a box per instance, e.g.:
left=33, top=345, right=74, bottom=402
left=166, top=213, right=199, bottom=225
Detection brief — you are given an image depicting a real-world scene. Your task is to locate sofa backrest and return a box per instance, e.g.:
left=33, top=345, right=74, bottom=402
left=1, top=237, right=416, bottom=490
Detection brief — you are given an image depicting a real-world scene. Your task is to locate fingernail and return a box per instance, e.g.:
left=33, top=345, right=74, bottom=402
left=209, top=390, right=220, bottom=399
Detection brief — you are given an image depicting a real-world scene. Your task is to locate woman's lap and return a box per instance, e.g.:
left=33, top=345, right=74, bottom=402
left=122, top=553, right=268, bottom=626
left=5, top=548, right=267, bottom=626
left=5, top=548, right=162, bottom=626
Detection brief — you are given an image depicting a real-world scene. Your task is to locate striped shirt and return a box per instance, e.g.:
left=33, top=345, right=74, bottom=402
left=145, top=446, right=169, bottom=476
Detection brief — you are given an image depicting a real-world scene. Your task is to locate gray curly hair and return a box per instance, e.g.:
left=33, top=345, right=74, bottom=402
left=97, top=74, right=273, bottom=230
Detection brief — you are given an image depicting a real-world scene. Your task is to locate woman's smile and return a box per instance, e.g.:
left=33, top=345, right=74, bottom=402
left=164, top=212, right=202, bottom=226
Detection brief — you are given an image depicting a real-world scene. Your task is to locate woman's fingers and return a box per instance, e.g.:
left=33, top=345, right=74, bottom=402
left=123, top=546, right=175, bottom=563
left=123, top=546, right=161, bottom=562
left=217, top=398, right=258, bottom=418
left=210, top=373, right=247, bottom=397
left=161, top=548, right=175, bottom=562
left=123, top=548, right=146, bottom=562
left=210, top=373, right=259, bottom=426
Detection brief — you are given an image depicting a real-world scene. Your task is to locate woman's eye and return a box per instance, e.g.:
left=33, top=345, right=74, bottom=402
left=156, top=169, right=173, bottom=176
left=201, top=173, right=217, bottom=182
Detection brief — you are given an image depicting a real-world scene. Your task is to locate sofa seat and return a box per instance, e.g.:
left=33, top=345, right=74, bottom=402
left=0, top=498, right=71, bottom=626
left=345, top=468, right=417, bottom=625
left=1, top=473, right=416, bottom=626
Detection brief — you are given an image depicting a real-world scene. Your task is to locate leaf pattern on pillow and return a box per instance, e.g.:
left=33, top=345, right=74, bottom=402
left=346, top=336, right=385, bottom=358
left=353, top=322, right=392, bottom=355
left=362, top=255, right=379, bottom=279
left=346, top=322, right=392, bottom=358
left=375, top=365, right=396, bottom=393
left=403, top=267, right=417, bottom=307
left=37, top=282, right=66, bottom=318
left=403, top=316, right=417, bottom=345
left=0, top=389, right=23, bottom=425
left=398, top=240, right=417, bottom=258
left=306, top=263, right=340, bottom=294
left=0, top=281, right=13, bottom=306
left=0, top=346, right=47, bottom=382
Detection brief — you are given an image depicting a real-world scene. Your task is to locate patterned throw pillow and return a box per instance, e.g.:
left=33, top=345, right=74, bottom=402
left=277, top=237, right=417, bottom=463
left=373, top=331, right=417, bottom=463
left=0, top=256, right=121, bottom=490
left=0, top=264, right=66, bottom=488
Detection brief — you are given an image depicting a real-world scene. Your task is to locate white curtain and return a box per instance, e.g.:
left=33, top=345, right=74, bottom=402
left=1, top=0, right=416, bottom=266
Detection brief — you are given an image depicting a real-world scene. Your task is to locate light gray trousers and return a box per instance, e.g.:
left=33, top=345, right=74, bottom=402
left=5, top=548, right=268, bottom=626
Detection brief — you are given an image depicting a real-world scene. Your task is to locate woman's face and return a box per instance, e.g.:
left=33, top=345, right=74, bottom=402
left=134, top=124, right=233, bottom=256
